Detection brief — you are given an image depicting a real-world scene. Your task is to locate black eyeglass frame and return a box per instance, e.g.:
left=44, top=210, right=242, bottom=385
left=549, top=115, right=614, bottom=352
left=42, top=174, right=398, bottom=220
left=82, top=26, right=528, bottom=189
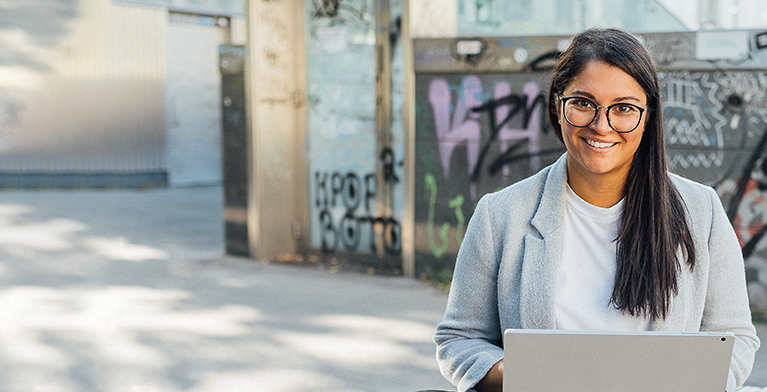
left=559, top=95, right=648, bottom=133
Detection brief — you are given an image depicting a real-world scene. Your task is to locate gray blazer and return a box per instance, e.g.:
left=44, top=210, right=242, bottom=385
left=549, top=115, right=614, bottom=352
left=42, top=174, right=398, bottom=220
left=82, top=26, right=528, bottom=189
left=434, top=153, right=760, bottom=392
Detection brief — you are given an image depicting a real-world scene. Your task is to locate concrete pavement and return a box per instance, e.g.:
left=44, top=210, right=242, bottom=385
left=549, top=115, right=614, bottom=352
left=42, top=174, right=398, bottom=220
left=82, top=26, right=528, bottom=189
left=0, top=187, right=453, bottom=392
left=0, top=186, right=762, bottom=392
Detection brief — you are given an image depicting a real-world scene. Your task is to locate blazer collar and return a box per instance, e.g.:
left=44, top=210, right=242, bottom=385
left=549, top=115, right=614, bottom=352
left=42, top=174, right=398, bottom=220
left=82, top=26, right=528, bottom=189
left=519, top=153, right=568, bottom=329
left=530, top=152, right=568, bottom=237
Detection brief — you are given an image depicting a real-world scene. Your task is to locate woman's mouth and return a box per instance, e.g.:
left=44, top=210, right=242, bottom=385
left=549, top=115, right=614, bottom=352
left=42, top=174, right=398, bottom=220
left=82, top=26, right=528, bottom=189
left=585, top=139, right=617, bottom=149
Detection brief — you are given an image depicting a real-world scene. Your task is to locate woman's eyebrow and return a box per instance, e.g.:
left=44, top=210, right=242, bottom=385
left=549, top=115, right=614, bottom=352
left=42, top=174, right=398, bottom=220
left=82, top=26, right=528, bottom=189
left=612, top=95, right=643, bottom=103
left=566, top=90, right=643, bottom=104
left=565, top=90, right=596, bottom=100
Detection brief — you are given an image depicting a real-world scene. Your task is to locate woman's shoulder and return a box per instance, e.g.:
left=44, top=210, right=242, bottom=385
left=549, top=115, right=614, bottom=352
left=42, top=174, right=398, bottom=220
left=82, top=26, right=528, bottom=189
left=668, top=173, right=723, bottom=227
left=668, top=172, right=718, bottom=203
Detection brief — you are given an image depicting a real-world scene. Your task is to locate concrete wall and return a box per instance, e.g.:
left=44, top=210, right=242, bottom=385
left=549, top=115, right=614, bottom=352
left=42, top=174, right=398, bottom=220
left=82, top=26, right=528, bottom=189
left=304, top=0, right=406, bottom=265
left=305, top=0, right=378, bottom=255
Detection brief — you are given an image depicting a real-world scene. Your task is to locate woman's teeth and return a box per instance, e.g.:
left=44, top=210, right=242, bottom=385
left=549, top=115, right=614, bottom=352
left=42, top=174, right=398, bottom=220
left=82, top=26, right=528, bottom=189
left=586, top=139, right=615, bottom=148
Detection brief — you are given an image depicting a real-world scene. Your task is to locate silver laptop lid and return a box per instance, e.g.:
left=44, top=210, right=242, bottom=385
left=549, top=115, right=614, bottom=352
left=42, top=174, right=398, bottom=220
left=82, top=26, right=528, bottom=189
left=503, top=329, right=734, bottom=392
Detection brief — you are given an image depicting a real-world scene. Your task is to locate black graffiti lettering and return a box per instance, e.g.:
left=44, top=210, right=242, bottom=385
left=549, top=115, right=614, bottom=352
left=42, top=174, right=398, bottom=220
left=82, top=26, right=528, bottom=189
left=311, top=0, right=366, bottom=21
left=470, top=91, right=548, bottom=183
left=366, top=216, right=402, bottom=255
left=331, top=172, right=343, bottom=207
left=341, top=211, right=361, bottom=250
left=315, top=172, right=328, bottom=207
left=380, top=147, right=400, bottom=183
left=729, top=126, right=767, bottom=259
left=728, top=126, right=767, bottom=223
left=743, top=224, right=767, bottom=259
left=488, top=147, right=566, bottom=176
left=384, top=218, right=402, bottom=255
left=365, top=173, right=376, bottom=213
left=314, top=158, right=401, bottom=255
left=319, top=209, right=337, bottom=253
left=342, top=173, right=361, bottom=211
left=525, top=50, right=562, bottom=72
left=318, top=213, right=402, bottom=255
left=312, top=0, right=341, bottom=18
left=364, top=216, right=377, bottom=253
left=470, top=94, right=523, bottom=184
left=389, top=16, right=401, bottom=49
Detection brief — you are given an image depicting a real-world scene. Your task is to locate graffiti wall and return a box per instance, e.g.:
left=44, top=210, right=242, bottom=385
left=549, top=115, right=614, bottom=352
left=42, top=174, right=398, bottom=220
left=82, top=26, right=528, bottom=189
left=414, top=72, right=564, bottom=276
left=670, top=70, right=767, bottom=312
left=305, top=0, right=405, bottom=258
left=414, top=42, right=767, bottom=310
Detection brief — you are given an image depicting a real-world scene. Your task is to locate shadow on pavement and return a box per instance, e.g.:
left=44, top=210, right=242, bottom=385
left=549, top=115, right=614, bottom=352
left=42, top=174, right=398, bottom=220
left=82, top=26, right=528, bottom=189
left=0, top=188, right=453, bottom=392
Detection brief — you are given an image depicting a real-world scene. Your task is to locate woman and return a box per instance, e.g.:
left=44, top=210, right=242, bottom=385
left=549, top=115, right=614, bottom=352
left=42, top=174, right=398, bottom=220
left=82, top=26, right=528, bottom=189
left=434, top=28, right=760, bottom=392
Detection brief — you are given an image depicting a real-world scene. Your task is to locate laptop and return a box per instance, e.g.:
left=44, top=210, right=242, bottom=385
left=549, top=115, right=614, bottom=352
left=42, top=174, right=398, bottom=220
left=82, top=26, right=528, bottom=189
left=503, top=329, right=734, bottom=392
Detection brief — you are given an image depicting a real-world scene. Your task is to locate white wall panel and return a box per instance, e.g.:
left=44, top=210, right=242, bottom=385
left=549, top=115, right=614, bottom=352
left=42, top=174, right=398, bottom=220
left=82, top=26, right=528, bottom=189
left=165, top=18, right=226, bottom=186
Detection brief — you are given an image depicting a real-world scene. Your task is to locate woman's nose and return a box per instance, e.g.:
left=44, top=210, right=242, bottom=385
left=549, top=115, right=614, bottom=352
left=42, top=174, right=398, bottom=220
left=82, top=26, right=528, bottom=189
left=590, top=107, right=613, bottom=133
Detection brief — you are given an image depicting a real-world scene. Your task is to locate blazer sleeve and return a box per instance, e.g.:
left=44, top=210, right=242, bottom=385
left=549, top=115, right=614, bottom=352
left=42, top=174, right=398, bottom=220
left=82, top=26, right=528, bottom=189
left=434, top=195, right=505, bottom=392
left=700, top=186, right=761, bottom=391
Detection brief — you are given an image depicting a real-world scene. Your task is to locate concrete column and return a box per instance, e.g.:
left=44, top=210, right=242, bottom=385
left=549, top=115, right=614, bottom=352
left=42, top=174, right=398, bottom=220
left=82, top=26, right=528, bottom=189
left=375, top=0, right=393, bottom=258
left=401, top=0, right=416, bottom=277
left=245, top=0, right=309, bottom=261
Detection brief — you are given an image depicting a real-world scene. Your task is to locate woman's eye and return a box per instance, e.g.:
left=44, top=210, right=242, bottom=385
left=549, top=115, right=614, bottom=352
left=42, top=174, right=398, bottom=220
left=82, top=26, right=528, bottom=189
left=571, top=99, right=593, bottom=108
left=613, top=104, right=638, bottom=114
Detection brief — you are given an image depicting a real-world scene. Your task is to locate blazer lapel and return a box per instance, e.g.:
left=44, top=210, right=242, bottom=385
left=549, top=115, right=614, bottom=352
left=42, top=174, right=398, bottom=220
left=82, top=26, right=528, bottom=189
left=519, top=154, right=568, bottom=330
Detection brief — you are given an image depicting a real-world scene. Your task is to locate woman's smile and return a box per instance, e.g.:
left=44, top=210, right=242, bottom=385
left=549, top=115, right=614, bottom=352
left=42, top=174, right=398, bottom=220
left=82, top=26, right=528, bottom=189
left=584, top=138, right=618, bottom=149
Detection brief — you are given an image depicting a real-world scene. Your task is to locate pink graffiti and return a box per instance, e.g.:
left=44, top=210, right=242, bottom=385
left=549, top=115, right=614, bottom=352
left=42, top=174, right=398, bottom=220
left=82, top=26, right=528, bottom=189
left=428, top=76, right=542, bottom=199
left=495, top=81, right=542, bottom=176
left=428, top=76, right=482, bottom=182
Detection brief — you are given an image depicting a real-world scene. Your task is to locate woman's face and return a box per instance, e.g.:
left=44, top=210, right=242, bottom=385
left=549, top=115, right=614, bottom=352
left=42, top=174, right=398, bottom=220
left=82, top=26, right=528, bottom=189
left=558, top=60, right=647, bottom=187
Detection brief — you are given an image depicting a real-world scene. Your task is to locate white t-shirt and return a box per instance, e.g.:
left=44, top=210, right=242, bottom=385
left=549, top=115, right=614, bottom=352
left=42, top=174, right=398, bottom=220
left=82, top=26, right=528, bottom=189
left=555, top=184, right=651, bottom=331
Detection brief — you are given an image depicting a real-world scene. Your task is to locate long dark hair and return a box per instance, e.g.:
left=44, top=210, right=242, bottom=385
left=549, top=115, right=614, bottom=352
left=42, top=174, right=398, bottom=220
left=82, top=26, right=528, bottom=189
left=547, top=28, right=696, bottom=320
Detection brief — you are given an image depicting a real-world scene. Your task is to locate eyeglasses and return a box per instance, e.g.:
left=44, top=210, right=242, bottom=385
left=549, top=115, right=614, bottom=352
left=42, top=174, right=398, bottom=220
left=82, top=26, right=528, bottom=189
left=559, top=96, right=647, bottom=133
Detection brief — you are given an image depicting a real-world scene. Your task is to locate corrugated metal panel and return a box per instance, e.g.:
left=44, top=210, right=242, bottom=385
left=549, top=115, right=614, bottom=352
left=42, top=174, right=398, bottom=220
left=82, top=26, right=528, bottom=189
left=0, top=0, right=167, bottom=186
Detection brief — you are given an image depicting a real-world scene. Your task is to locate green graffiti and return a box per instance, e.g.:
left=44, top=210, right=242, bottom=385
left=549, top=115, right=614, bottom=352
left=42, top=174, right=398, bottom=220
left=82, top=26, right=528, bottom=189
left=448, top=194, right=465, bottom=245
left=425, top=173, right=449, bottom=258
left=425, top=173, right=466, bottom=259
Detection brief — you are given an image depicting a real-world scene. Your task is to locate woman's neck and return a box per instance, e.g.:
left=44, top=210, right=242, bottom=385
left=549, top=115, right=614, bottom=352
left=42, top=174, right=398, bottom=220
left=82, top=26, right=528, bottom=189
left=566, top=167, right=627, bottom=208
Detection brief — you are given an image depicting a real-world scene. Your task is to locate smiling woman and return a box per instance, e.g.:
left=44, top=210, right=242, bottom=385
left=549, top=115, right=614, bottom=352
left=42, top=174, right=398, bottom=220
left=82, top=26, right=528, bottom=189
left=556, top=61, right=648, bottom=208
left=434, top=27, right=760, bottom=392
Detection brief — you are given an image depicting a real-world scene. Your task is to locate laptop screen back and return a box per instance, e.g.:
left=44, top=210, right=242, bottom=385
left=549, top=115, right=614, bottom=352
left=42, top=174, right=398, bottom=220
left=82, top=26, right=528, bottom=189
left=503, top=329, right=734, bottom=392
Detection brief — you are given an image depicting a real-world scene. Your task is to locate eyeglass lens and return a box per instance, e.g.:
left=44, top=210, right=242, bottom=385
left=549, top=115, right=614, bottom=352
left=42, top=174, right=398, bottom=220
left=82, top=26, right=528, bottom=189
left=563, top=97, right=642, bottom=132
